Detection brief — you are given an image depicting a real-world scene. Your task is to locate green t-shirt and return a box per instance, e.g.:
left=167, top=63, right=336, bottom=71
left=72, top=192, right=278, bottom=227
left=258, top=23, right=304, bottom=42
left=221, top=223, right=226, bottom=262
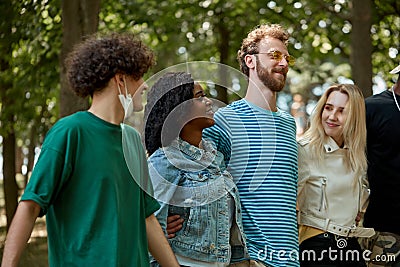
left=21, top=111, right=160, bottom=267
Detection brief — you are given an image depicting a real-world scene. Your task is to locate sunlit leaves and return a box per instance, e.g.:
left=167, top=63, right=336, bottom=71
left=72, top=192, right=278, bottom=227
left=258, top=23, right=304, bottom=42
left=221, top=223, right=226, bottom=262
left=0, top=0, right=60, bottom=146
left=1, top=0, right=399, bottom=134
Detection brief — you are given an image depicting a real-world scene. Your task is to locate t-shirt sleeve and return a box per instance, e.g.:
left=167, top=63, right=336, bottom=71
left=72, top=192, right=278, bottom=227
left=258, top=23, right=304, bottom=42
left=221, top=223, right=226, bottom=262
left=126, top=127, right=161, bottom=218
left=143, top=191, right=161, bottom=218
left=147, top=152, right=182, bottom=234
left=203, top=110, right=232, bottom=164
left=140, top=142, right=161, bottom=218
left=21, top=125, right=74, bottom=217
left=297, top=142, right=310, bottom=200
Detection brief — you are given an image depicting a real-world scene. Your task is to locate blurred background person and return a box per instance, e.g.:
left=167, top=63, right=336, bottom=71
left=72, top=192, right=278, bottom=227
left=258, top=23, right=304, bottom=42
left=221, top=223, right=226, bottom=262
left=291, top=93, right=308, bottom=138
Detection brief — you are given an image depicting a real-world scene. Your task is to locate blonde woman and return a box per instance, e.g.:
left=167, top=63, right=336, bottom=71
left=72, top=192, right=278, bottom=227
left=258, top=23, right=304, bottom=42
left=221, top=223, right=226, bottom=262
left=297, top=84, right=374, bottom=267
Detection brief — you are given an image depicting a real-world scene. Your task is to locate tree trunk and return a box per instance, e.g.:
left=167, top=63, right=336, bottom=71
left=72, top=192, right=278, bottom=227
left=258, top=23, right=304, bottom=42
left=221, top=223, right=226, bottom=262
left=351, top=0, right=373, bottom=97
left=24, top=124, right=37, bottom=187
left=3, top=129, right=18, bottom=230
left=215, top=12, right=229, bottom=104
left=60, top=0, right=101, bottom=117
left=0, top=0, right=19, bottom=230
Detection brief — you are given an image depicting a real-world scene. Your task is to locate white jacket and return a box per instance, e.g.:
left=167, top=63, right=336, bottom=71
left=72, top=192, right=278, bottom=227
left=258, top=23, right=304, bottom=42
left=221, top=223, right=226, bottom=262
left=297, top=137, right=375, bottom=238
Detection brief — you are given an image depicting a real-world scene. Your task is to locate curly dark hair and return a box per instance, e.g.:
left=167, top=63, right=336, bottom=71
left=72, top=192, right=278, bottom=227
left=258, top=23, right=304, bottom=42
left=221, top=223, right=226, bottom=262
left=144, top=72, right=194, bottom=156
left=237, top=24, right=289, bottom=77
left=66, top=32, right=155, bottom=97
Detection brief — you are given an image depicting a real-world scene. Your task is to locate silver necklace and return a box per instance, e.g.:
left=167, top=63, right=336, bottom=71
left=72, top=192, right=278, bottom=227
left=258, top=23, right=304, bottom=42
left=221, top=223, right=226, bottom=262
left=392, top=87, right=400, bottom=112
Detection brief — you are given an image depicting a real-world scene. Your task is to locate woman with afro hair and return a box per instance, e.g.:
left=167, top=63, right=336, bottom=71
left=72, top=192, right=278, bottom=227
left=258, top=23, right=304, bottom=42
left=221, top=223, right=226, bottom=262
left=2, top=33, right=179, bottom=267
left=145, top=72, right=247, bottom=267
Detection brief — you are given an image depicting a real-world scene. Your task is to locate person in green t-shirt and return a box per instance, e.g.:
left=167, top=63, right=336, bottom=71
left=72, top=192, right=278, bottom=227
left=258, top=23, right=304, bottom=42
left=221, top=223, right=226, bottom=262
left=1, top=33, right=179, bottom=267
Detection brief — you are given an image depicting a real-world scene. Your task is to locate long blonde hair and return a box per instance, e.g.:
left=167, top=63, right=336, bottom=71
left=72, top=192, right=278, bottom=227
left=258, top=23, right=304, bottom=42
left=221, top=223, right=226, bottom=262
left=301, top=84, right=367, bottom=174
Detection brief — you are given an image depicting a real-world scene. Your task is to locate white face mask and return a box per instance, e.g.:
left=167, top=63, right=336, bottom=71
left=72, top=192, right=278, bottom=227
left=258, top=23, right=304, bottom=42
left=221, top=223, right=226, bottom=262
left=117, top=76, right=134, bottom=119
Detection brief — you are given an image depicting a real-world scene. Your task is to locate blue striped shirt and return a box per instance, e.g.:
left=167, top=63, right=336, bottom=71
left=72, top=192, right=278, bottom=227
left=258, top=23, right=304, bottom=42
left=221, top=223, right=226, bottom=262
left=203, top=99, right=299, bottom=266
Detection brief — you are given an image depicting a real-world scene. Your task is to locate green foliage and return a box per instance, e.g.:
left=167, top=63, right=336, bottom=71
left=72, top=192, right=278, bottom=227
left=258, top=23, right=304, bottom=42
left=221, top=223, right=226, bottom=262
left=0, top=0, right=60, bottom=153
left=371, top=0, right=400, bottom=85
left=1, top=0, right=399, bottom=143
left=97, top=0, right=399, bottom=98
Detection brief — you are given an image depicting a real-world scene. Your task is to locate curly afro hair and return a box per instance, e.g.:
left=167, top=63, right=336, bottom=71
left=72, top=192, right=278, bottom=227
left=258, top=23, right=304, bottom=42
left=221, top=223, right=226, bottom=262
left=66, top=32, right=155, bottom=98
left=237, top=24, right=289, bottom=77
left=144, top=72, right=194, bottom=156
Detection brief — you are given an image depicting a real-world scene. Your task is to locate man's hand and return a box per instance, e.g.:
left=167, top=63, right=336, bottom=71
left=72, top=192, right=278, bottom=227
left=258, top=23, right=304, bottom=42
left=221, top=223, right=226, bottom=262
left=166, top=215, right=184, bottom=238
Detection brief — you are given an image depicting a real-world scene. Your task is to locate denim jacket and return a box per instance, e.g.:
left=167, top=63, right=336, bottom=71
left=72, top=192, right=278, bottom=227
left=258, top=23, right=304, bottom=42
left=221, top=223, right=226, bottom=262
left=148, top=138, right=248, bottom=264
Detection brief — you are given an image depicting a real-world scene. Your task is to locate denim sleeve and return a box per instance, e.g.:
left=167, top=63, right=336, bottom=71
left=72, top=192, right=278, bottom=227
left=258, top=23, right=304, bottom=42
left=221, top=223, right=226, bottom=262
left=148, top=151, right=182, bottom=235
